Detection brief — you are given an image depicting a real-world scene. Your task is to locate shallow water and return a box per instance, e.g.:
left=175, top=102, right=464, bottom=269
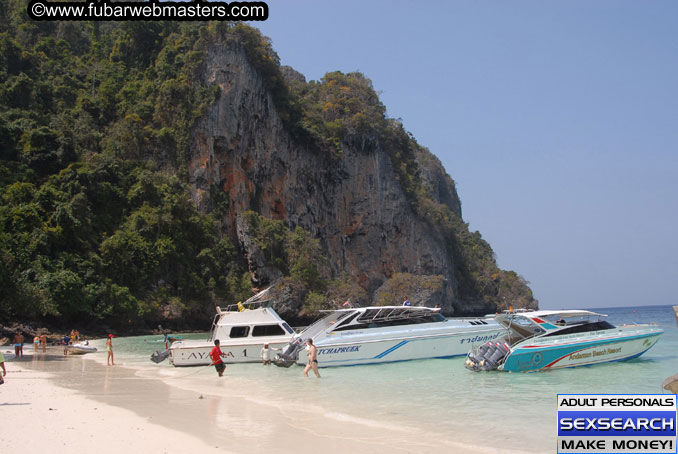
left=85, top=305, right=678, bottom=452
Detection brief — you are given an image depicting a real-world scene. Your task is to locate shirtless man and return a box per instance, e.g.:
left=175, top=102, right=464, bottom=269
left=303, top=339, right=320, bottom=378
left=13, top=332, right=24, bottom=359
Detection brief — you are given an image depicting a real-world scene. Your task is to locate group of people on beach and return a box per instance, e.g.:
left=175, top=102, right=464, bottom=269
left=7, top=329, right=116, bottom=366
left=11, top=331, right=49, bottom=358
left=61, top=329, right=80, bottom=355
left=208, top=338, right=320, bottom=378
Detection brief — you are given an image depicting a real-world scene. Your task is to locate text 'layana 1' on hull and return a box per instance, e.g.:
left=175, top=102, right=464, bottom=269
left=168, top=295, right=295, bottom=366
left=273, top=306, right=505, bottom=368
left=464, top=310, right=663, bottom=372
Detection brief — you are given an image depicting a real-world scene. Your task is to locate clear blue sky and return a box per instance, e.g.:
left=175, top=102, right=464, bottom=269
left=254, top=0, right=678, bottom=309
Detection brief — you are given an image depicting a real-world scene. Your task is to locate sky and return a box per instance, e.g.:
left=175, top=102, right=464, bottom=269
left=253, top=0, right=678, bottom=309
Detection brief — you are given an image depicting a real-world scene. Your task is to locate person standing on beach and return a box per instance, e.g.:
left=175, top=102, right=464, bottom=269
left=260, top=343, right=271, bottom=365
left=39, top=333, right=47, bottom=352
left=13, top=332, right=24, bottom=358
left=63, top=334, right=71, bottom=355
left=106, top=334, right=115, bottom=366
left=304, top=339, right=320, bottom=378
left=0, top=350, right=6, bottom=385
left=210, top=340, right=226, bottom=377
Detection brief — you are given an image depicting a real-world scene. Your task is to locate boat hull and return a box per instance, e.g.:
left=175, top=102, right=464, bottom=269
left=501, top=329, right=663, bottom=372
left=66, top=345, right=97, bottom=355
left=170, top=340, right=291, bottom=366
left=299, top=327, right=505, bottom=367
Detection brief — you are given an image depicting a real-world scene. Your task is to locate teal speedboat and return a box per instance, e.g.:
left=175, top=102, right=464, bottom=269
left=464, top=310, right=663, bottom=372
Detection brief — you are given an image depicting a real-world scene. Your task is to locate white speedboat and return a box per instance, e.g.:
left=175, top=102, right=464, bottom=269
left=169, top=299, right=295, bottom=366
left=66, top=341, right=97, bottom=355
left=465, top=310, right=663, bottom=372
left=274, top=306, right=505, bottom=368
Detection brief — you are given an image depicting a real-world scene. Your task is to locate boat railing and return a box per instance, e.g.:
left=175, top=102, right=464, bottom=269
left=298, top=311, right=353, bottom=340
left=356, top=307, right=436, bottom=325
left=220, top=299, right=275, bottom=312
left=207, top=312, right=221, bottom=341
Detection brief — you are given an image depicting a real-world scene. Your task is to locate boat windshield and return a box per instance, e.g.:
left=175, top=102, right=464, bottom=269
left=542, top=320, right=615, bottom=337
left=503, top=315, right=545, bottom=343
left=332, top=307, right=445, bottom=332
left=539, top=313, right=606, bottom=326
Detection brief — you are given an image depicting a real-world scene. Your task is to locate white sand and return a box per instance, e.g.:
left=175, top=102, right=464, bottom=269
left=1, top=363, right=225, bottom=454
left=1, top=352, right=526, bottom=454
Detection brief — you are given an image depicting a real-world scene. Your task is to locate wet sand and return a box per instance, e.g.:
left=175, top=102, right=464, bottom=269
left=2, top=349, right=522, bottom=453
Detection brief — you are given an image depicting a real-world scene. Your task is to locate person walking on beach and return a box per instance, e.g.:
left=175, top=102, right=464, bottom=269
left=39, top=333, right=47, bottom=352
left=13, top=332, right=24, bottom=358
left=33, top=335, right=39, bottom=352
left=210, top=339, right=226, bottom=377
left=304, top=339, right=320, bottom=378
left=0, top=350, right=6, bottom=385
left=106, top=334, right=115, bottom=366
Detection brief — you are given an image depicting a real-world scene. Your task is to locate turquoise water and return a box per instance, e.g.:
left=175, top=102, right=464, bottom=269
left=90, top=305, right=678, bottom=453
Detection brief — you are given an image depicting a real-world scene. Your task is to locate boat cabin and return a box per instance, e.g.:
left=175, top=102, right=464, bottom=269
left=209, top=300, right=295, bottom=342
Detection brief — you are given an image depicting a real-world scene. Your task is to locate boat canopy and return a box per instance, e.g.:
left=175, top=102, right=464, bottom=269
left=300, top=306, right=444, bottom=339
left=518, top=309, right=607, bottom=319
left=496, top=309, right=610, bottom=342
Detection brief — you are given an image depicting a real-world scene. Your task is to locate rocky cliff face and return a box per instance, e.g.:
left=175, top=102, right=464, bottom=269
left=188, top=40, right=494, bottom=316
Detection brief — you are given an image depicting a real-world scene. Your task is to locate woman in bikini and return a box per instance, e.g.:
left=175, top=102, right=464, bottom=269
left=106, top=334, right=115, bottom=366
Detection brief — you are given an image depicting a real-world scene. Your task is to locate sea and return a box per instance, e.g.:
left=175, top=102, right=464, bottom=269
left=34, top=305, right=678, bottom=452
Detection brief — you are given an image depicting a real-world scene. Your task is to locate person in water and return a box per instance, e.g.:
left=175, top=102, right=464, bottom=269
left=106, top=334, right=115, bottom=366
left=210, top=339, right=226, bottom=377
left=304, top=339, right=320, bottom=378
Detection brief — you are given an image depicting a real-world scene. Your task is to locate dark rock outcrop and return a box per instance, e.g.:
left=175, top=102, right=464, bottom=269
left=188, top=40, right=511, bottom=316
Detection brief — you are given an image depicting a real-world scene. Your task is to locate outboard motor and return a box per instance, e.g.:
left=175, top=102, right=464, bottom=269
left=488, top=342, right=509, bottom=364
left=150, top=349, right=170, bottom=363
left=272, top=338, right=305, bottom=368
left=465, top=341, right=509, bottom=372
left=481, top=343, right=507, bottom=370
left=475, top=342, right=492, bottom=361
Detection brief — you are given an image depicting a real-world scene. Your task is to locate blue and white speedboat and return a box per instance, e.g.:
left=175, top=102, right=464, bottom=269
left=274, top=306, right=504, bottom=368
left=464, top=310, right=663, bottom=372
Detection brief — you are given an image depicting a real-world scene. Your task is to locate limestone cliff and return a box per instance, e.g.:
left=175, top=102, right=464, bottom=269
left=189, top=38, right=535, bottom=318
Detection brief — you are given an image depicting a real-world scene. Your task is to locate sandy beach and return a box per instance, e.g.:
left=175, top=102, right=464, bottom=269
left=2, top=353, right=223, bottom=453
left=0, top=348, right=510, bottom=454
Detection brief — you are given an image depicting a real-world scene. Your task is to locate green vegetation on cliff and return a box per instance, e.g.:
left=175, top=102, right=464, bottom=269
left=0, top=11, right=256, bottom=326
left=281, top=68, right=534, bottom=310
left=0, top=6, right=534, bottom=328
